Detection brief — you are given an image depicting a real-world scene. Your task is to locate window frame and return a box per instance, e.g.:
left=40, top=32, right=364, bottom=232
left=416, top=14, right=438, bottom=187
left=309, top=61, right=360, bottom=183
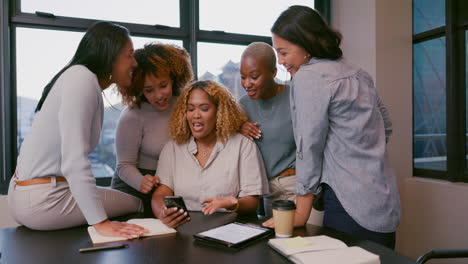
left=413, top=0, right=468, bottom=182
left=0, top=0, right=330, bottom=193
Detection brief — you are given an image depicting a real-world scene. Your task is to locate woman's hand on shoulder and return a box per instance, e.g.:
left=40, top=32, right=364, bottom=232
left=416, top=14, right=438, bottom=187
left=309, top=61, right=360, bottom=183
left=201, top=196, right=238, bottom=215
left=140, top=175, right=160, bottom=194
left=156, top=206, right=190, bottom=228
left=240, top=121, right=261, bottom=141
left=93, top=220, right=148, bottom=239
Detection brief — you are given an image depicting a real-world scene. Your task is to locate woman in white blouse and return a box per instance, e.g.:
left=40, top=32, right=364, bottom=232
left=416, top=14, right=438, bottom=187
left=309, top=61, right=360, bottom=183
left=151, top=80, right=269, bottom=228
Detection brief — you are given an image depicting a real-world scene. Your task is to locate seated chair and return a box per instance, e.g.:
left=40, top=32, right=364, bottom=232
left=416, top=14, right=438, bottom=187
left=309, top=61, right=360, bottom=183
left=417, top=249, right=468, bottom=263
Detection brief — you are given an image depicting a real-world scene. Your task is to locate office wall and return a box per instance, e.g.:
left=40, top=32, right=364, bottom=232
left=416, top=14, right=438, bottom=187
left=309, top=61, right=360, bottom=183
left=332, top=0, right=468, bottom=263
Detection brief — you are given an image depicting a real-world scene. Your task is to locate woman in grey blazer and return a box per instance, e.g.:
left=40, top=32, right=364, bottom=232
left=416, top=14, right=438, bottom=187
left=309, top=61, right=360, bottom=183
left=8, top=21, right=147, bottom=239
left=263, top=6, right=400, bottom=249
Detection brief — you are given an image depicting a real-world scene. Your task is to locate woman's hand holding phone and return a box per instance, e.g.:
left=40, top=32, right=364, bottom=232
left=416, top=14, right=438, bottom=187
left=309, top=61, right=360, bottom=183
left=158, top=196, right=191, bottom=228
left=157, top=207, right=190, bottom=228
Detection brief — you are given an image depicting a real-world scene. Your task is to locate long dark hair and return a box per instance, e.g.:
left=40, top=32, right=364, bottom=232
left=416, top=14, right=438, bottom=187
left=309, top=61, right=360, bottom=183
left=271, top=5, right=342, bottom=60
left=35, top=21, right=130, bottom=112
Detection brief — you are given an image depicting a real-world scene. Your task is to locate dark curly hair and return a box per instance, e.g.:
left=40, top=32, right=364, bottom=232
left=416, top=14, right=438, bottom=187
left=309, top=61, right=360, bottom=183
left=170, top=80, right=248, bottom=144
left=271, top=5, right=342, bottom=60
left=119, top=42, right=194, bottom=107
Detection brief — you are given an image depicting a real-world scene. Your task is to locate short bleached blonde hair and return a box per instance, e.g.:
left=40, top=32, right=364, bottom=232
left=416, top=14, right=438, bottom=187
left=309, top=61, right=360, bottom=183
left=170, top=80, right=248, bottom=144
left=242, top=42, right=277, bottom=70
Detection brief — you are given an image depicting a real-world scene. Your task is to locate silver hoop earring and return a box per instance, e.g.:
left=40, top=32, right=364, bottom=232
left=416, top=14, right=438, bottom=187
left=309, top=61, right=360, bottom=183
left=108, top=74, right=113, bottom=81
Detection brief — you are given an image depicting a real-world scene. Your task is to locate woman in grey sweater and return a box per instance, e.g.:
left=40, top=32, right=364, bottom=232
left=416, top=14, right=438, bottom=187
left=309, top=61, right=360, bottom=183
left=8, top=22, right=148, bottom=238
left=112, top=43, right=193, bottom=216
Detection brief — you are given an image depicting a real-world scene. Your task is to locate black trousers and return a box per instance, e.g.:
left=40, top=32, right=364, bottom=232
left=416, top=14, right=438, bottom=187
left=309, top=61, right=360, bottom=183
left=322, top=184, right=396, bottom=249
left=111, top=168, right=156, bottom=218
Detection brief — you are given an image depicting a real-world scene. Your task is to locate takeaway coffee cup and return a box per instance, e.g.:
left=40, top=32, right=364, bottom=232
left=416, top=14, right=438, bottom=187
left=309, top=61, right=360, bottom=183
left=272, top=200, right=296, bottom=238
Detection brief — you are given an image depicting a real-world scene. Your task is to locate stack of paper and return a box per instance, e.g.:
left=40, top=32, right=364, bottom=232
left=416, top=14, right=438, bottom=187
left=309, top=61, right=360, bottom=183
left=87, top=218, right=176, bottom=244
left=268, top=235, right=380, bottom=264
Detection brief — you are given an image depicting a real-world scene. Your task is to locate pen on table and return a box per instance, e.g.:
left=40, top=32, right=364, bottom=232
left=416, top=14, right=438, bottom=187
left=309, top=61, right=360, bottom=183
left=79, top=243, right=128, bottom=253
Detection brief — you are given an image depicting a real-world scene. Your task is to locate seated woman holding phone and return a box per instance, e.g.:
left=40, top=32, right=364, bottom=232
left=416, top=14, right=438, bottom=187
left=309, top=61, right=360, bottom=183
left=151, top=80, right=269, bottom=228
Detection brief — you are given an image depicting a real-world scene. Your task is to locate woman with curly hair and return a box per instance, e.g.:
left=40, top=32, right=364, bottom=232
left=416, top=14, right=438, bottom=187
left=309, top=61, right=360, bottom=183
left=151, top=80, right=269, bottom=228
left=111, top=43, right=193, bottom=216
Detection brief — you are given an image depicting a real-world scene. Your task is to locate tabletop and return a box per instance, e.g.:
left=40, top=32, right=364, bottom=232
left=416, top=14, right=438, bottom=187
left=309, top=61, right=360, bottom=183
left=0, top=212, right=416, bottom=264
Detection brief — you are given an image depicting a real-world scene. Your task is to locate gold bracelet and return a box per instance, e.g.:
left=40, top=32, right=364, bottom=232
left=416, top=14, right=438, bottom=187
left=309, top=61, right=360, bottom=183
left=232, top=200, right=240, bottom=212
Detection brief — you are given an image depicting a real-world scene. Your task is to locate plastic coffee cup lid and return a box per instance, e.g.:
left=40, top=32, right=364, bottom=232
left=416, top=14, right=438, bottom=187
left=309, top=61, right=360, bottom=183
left=272, top=200, right=296, bottom=210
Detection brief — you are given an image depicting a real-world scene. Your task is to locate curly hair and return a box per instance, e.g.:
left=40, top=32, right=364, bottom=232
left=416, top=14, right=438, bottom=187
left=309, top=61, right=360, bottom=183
left=170, top=80, right=248, bottom=144
left=119, top=42, right=193, bottom=107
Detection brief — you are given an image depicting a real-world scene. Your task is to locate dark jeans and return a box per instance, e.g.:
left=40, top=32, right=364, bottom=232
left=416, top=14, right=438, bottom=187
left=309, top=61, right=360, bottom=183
left=322, top=184, right=396, bottom=249
left=111, top=168, right=155, bottom=218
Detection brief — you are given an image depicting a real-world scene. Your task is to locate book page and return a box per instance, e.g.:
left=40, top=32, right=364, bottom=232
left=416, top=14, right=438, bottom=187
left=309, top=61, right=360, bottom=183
left=87, top=218, right=176, bottom=244
left=87, top=226, right=128, bottom=244
left=291, top=246, right=380, bottom=264
left=127, top=218, right=176, bottom=237
left=268, top=235, right=347, bottom=256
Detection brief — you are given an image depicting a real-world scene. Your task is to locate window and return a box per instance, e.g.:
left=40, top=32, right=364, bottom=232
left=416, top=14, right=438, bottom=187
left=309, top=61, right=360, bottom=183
left=197, top=42, right=293, bottom=100
left=413, top=37, right=447, bottom=171
left=15, top=27, right=182, bottom=184
left=21, top=0, right=180, bottom=27
left=413, top=0, right=445, bottom=34
left=413, top=0, right=468, bottom=181
left=0, top=0, right=328, bottom=193
left=200, top=0, right=315, bottom=36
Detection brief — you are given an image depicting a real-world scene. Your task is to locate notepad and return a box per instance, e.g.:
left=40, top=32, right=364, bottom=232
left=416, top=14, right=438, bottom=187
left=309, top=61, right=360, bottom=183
left=269, top=235, right=347, bottom=255
left=268, top=235, right=380, bottom=264
left=87, top=218, right=176, bottom=244
left=290, top=246, right=380, bottom=264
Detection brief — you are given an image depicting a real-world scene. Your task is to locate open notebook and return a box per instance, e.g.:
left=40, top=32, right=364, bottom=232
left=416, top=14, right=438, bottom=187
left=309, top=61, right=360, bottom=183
left=268, top=235, right=380, bottom=264
left=87, top=218, right=176, bottom=244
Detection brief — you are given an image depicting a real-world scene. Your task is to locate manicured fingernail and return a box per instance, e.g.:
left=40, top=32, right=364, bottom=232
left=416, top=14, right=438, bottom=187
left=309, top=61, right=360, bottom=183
left=179, top=209, right=184, bottom=213
left=184, top=212, right=187, bottom=216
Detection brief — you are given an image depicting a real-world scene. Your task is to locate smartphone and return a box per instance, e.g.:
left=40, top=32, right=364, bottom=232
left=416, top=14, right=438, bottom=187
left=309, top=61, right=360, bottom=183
left=163, top=196, right=190, bottom=218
